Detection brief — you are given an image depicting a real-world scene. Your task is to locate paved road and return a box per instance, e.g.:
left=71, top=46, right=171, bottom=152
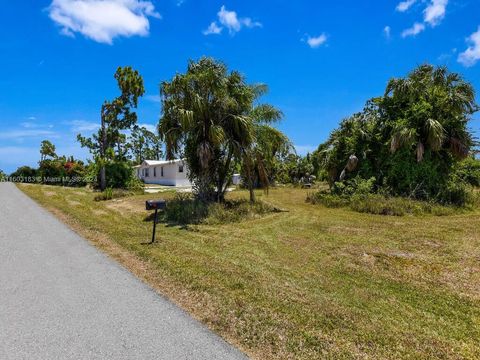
left=0, top=183, right=247, bottom=360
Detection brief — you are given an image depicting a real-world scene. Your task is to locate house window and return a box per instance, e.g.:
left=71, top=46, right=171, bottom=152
left=145, top=168, right=149, bottom=178
left=153, top=167, right=157, bottom=177
left=161, top=166, right=164, bottom=177
left=179, top=164, right=184, bottom=173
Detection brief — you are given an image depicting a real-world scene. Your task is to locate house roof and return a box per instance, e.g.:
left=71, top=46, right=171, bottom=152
left=142, top=159, right=184, bottom=166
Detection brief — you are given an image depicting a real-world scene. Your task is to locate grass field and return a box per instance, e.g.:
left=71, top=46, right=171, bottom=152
left=18, top=184, right=480, bottom=359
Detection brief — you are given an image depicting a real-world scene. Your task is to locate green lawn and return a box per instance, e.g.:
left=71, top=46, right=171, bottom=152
left=18, top=184, right=480, bottom=359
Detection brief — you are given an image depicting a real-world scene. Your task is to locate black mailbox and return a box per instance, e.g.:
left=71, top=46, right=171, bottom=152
left=146, top=199, right=166, bottom=211
left=145, top=199, right=166, bottom=244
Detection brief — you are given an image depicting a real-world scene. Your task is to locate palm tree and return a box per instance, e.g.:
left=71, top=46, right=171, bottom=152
left=385, top=65, right=477, bottom=162
left=159, top=58, right=256, bottom=202
left=241, top=91, right=290, bottom=202
left=40, top=140, right=56, bottom=162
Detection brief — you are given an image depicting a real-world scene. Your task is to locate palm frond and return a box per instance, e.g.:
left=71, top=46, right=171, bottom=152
left=425, top=118, right=445, bottom=151
left=250, top=104, right=283, bottom=123
left=449, top=137, right=470, bottom=159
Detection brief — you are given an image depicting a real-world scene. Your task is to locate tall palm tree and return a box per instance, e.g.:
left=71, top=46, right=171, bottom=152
left=159, top=58, right=289, bottom=203
left=385, top=65, right=477, bottom=162
left=159, top=58, right=256, bottom=202
left=240, top=90, right=290, bottom=202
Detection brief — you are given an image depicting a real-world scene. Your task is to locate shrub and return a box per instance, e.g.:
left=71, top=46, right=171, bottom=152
left=163, top=193, right=209, bottom=224
left=87, top=161, right=139, bottom=190
left=436, top=181, right=474, bottom=206
left=306, top=192, right=350, bottom=208
left=307, top=192, right=459, bottom=216
left=453, top=157, right=480, bottom=188
left=94, top=188, right=133, bottom=201
left=125, top=175, right=145, bottom=194
left=349, top=194, right=456, bottom=216
left=9, top=166, right=38, bottom=182
left=204, top=199, right=275, bottom=225
left=332, top=176, right=376, bottom=196
left=105, top=162, right=136, bottom=189
left=163, top=193, right=276, bottom=225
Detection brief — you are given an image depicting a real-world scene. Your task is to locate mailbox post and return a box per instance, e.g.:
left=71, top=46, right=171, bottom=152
left=145, top=199, right=166, bottom=244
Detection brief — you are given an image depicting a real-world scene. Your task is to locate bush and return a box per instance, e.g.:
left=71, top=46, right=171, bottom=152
left=205, top=199, right=275, bottom=225
left=94, top=188, right=133, bottom=201
left=9, top=166, right=38, bottom=181
left=349, top=194, right=456, bottom=216
left=453, top=157, right=480, bottom=188
left=163, top=193, right=276, bottom=225
left=332, top=176, right=376, bottom=196
left=307, top=192, right=459, bottom=216
left=125, top=175, right=145, bottom=193
left=306, top=192, right=350, bottom=208
left=105, top=162, right=136, bottom=189
left=163, top=193, right=209, bottom=224
left=436, top=181, right=474, bottom=206
left=87, top=161, right=140, bottom=190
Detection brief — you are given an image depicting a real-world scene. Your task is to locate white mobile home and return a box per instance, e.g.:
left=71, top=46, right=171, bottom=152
left=134, top=159, right=191, bottom=187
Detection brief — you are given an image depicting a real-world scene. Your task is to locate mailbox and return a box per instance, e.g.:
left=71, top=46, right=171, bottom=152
left=145, top=199, right=166, bottom=244
left=146, top=199, right=166, bottom=211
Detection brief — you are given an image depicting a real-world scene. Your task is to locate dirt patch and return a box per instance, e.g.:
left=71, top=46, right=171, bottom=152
left=92, top=209, right=108, bottom=216
left=67, top=200, right=81, bottom=206
left=105, top=199, right=144, bottom=215
left=42, top=191, right=57, bottom=197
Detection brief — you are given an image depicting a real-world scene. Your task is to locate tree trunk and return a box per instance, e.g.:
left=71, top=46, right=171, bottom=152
left=100, top=110, right=107, bottom=191
left=249, top=182, right=255, bottom=204
left=100, top=166, right=106, bottom=191
left=244, top=154, right=255, bottom=204
left=216, top=147, right=233, bottom=203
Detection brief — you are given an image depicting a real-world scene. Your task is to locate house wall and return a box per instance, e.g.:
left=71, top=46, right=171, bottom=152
left=136, top=161, right=191, bottom=186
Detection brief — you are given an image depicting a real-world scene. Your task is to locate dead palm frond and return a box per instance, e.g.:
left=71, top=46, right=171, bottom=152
left=416, top=142, right=425, bottom=162
left=449, top=137, right=470, bottom=159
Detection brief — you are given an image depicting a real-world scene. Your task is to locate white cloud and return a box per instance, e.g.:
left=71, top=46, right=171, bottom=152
left=397, top=0, right=448, bottom=39
left=204, top=5, right=261, bottom=36
left=396, top=0, right=417, bottom=12
left=401, top=22, right=425, bottom=38
left=48, top=0, right=160, bottom=44
left=68, top=120, right=100, bottom=132
left=203, top=22, right=222, bottom=35
left=384, top=26, right=391, bottom=39
left=306, top=34, right=327, bottom=48
left=424, top=0, right=448, bottom=27
left=458, top=27, right=480, bottom=67
left=21, top=122, right=38, bottom=128
left=0, top=130, right=57, bottom=140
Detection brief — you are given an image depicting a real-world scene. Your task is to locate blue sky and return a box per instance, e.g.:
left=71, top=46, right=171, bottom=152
left=1, top=0, right=479, bottom=173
